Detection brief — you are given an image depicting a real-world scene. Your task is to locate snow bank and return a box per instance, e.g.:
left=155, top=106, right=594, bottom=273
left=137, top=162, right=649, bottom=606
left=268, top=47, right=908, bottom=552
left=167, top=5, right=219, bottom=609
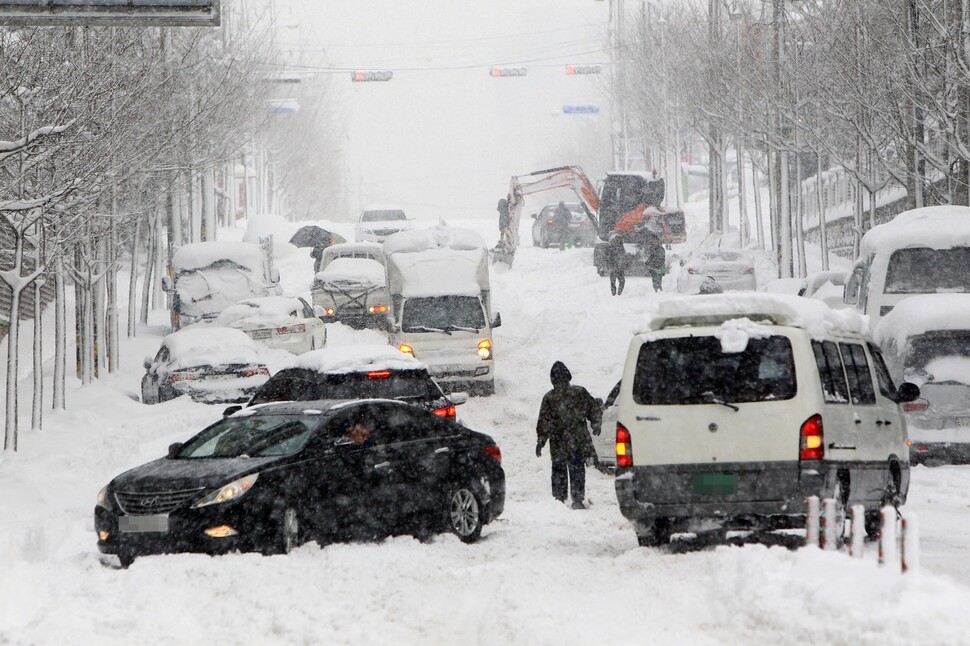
left=285, top=344, right=424, bottom=374
left=874, top=294, right=970, bottom=348
left=163, top=326, right=262, bottom=369
left=638, top=293, right=869, bottom=338
left=862, top=206, right=970, bottom=255
left=242, top=214, right=299, bottom=258
left=316, top=258, right=385, bottom=287
left=172, top=241, right=267, bottom=274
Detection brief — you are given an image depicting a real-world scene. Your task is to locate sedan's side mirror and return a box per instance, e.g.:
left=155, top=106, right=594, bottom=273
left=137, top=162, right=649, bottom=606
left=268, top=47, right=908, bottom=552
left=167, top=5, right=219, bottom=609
left=223, top=405, right=243, bottom=417
left=450, top=392, right=469, bottom=406
left=491, top=312, right=502, bottom=328
left=167, top=442, right=183, bottom=458
left=143, top=356, right=153, bottom=371
left=897, top=382, right=921, bottom=403
left=530, top=213, right=538, bottom=219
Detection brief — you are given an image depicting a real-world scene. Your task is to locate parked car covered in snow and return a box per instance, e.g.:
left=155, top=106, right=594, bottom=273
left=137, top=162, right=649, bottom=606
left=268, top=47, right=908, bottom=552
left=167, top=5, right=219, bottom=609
left=311, top=242, right=389, bottom=329
left=355, top=205, right=411, bottom=243
left=676, top=248, right=756, bottom=294
left=801, top=270, right=847, bottom=309
left=162, top=241, right=280, bottom=330
left=95, top=399, right=505, bottom=567
left=240, top=344, right=463, bottom=420
left=216, top=296, right=327, bottom=354
left=875, top=295, right=970, bottom=464
left=141, top=327, right=270, bottom=405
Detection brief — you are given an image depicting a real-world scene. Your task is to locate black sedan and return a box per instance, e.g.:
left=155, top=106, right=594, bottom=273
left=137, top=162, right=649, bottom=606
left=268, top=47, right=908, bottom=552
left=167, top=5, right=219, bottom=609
left=95, top=400, right=505, bottom=567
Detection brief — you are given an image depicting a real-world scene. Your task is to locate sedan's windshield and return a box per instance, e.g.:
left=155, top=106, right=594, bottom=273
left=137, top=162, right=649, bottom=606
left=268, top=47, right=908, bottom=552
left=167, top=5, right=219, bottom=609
left=633, top=335, right=797, bottom=405
left=885, top=247, right=970, bottom=294
left=402, top=296, right=485, bottom=332
left=361, top=210, right=406, bottom=222
left=177, top=415, right=319, bottom=458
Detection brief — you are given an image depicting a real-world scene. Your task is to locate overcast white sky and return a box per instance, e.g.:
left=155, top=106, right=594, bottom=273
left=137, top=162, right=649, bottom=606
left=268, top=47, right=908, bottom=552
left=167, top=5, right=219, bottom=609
left=283, top=0, right=614, bottom=221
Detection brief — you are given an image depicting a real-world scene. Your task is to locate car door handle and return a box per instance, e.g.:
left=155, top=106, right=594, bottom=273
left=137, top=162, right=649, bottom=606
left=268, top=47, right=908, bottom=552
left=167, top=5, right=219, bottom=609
left=636, top=416, right=661, bottom=421
left=854, top=418, right=862, bottom=424
left=434, top=447, right=450, bottom=454
left=828, top=443, right=857, bottom=450
left=373, top=461, right=391, bottom=470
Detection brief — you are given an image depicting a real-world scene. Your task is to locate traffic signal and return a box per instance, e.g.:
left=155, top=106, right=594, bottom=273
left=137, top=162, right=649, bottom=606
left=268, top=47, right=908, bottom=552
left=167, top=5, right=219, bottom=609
left=352, top=70, right=393, bottom=82
left=490, top=67, right=527, bottom=78
left=566, top=64, right=602, bottom=75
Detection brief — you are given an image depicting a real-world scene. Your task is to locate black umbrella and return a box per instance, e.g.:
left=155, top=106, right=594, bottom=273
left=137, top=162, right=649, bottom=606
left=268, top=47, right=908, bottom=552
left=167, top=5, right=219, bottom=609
left=289, top=225, right=336, bottom=248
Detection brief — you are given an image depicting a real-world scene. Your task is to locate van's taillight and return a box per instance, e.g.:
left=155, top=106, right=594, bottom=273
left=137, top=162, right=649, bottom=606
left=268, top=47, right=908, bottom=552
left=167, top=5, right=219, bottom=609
left=800, top=414, right=824, bottom=461
left=616, top=422, right=633, bottom=468
left=483, top=445, right=502, bottom=463
left=433, top=404, right=457, bottom=418
left=904, top=399, right=929, bottom=412
left=169, top=370, right=199, bottom=383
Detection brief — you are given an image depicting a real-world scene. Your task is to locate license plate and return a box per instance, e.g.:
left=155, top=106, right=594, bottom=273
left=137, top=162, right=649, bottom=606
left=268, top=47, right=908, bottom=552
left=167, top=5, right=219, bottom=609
left=432, top=364, right=461, bottom=375
left=119, top=514, right=169, bottom=533
left=251, top=329, right=272, bottom=340
left=692, top=472, right=737, bottom=495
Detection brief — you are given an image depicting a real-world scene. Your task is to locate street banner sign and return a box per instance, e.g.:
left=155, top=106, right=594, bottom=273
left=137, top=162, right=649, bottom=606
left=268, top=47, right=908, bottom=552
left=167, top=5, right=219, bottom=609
left=490, top=67, right=527, bottom=78
left=562, top=105, right=600, bottom=114
left=352, top=70, right=394, bottom=82
left=566, top=65, right=602, bottom=75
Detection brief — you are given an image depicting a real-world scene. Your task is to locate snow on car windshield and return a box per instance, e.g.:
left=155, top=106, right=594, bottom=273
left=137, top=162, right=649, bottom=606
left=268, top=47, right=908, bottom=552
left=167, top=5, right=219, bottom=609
left=175, top=266, right=269, bottom=318
left=402, top=295, right=485, bottom=332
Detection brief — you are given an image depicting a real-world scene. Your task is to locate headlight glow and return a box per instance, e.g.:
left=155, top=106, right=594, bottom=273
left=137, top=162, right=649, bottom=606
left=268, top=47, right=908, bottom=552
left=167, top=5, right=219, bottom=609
left=477, top=339, right=493, bottom=360
left=97, top=486, right=110, bottom=509
left=193, top=473, right=260, bottom=508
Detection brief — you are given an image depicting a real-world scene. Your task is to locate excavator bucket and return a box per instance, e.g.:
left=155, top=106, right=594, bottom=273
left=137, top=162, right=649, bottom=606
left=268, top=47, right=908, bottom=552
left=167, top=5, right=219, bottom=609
left=490, top=244, right=515, bottom=268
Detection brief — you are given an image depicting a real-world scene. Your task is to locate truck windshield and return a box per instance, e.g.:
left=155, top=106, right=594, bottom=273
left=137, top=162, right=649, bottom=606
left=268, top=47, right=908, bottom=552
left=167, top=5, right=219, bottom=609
left=632, top=335, right=797, bottom=405
left=402, top=296, right=486, bottom=332
left=885, top=247, right=970, bottom=294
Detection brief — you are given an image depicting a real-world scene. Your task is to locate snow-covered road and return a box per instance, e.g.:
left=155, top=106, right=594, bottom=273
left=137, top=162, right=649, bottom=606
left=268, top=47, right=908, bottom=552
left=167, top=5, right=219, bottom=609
left=2, top=213, right=970, bottom=645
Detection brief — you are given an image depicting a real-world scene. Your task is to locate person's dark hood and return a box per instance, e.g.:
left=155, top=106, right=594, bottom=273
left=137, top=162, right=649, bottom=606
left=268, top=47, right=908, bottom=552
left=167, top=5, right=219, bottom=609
left=550, top=361, right=571, bottom=387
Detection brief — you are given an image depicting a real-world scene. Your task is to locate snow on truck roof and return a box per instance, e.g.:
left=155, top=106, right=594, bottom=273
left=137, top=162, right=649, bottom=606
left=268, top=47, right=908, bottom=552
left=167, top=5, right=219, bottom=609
left=637, top=293, right=869, bottom=338
left=861, top=206, right=970, bottom=255
left=383, top=226, right=486, bottom=255
left=316, top=257, right=385, bottom=287
left=171, top=241, right=267, bottom=273
left=384, top=227, right=488, bottom=298
left=284, top=344, right=425, bottom=374
left=874, top=294, right=970, bottom=348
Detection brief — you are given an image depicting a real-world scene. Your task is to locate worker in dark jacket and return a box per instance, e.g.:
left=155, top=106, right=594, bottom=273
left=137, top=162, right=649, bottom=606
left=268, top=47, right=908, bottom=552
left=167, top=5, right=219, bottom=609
left=497, top=197, right=511, bottom=244
left=644, top=233, right=666, bottom=292
left=536, top=361, right=603, bottom=509
left=552, top=201, right=571, bottom=251
left=604, top=233, right=628, bottom=296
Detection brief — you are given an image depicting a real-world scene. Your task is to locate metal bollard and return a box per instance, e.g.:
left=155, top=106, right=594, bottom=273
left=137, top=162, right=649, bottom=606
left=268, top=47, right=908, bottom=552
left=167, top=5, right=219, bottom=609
left=849, top=504, right=865, bottom=558
left=878, top=505, right=897, bottom=566
left=821, top=497, right=838, bottom=551
left=805, top=496, right=820, bottom=547
left=901, top=511, right=919, bottom=574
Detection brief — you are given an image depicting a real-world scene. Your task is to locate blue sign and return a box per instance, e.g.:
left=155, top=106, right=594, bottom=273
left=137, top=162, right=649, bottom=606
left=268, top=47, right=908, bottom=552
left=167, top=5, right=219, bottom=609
left=563, top=105, right=600, bottom=114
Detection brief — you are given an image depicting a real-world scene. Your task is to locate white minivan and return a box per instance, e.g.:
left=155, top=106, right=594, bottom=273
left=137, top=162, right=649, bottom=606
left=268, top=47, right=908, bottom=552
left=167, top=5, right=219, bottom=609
left=613, top=294, right=919, bottom=547
left=844, top=205, right=970, bottom=329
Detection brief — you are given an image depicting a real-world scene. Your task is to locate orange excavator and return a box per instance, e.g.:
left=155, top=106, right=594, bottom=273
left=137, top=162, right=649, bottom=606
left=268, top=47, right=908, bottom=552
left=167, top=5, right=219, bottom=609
left=492, top=165, right=686, bottom=271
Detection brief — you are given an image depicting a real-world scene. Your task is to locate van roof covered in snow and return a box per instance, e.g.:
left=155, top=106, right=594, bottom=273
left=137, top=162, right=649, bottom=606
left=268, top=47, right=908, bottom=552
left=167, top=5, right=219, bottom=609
left=861, top=206, right=970, bottom=256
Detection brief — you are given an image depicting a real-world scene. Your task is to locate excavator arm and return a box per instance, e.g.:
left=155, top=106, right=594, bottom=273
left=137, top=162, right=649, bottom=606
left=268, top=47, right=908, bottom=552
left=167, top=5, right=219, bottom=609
left=503, top=165, right=600, bottom=251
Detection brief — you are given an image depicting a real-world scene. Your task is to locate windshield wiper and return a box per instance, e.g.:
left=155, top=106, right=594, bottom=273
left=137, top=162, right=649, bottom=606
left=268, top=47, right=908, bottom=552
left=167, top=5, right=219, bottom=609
left=701, top=391, right=740, bottom=412
left=408, top=325, right=450, bottom=334
left=444, top=325, right=479, bottom=333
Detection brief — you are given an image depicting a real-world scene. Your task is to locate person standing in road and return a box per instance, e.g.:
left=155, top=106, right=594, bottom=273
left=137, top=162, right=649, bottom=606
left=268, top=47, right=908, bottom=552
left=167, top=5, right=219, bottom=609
left=497, top=197, right=511, bottom=246
left=604, top=233, right=628, bottom=296
left=536, top=361, right=603, bottom=509
left=644, top=233, right=666, bottom=292
left=552, top=201, right=571, bottom=251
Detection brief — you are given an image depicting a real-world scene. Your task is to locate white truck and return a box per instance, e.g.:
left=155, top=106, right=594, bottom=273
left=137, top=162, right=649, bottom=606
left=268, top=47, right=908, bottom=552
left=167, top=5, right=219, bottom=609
left=383, top=226, right=501, bottom=396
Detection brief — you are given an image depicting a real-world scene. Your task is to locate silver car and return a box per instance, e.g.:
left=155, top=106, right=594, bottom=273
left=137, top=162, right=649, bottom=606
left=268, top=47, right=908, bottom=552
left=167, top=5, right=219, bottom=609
left=677, top=249, right=756, bottom=294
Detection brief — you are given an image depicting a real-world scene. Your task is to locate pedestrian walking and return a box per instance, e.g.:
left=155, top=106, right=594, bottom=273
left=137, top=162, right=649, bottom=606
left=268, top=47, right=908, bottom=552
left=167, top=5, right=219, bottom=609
left=552, top=201, right=571, bottom=251
left=604, top=233, right=627, bottom=295
left=536, top=361, right=603, bottom=509
left=644, top=233, right=666, bottom=292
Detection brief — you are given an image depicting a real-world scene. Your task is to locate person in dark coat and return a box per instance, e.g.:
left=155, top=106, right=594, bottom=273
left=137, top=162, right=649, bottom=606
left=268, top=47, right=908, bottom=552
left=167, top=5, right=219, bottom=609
left=643, top=233, right=666, bottom=292
left=604, top=233, right=627, bottom=296
left=552, top=201, right=571, bottom=250
left=536, top=361, right=603, bottom=509
left=497, top=197, right=511, bottom=242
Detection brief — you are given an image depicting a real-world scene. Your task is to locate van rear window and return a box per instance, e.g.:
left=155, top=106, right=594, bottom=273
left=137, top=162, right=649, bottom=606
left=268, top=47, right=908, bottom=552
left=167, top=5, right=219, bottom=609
left=632, top=336, right=796, bottom=406
left=885, top=247, right=970, bottom=294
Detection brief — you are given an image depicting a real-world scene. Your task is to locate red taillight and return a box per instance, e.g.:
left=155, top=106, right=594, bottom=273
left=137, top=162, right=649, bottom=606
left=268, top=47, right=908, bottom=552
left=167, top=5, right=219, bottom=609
left=483, top=445, right=502, bottom=463
left=240, top=367, right=270, bottom=378
left=903, top=399, right=929, bottom=412
left=616, top=422, right=633, bottom=468
left=276, top=324, right=306, bottom=335
left=433, top=405, right=457, bottom=418
left=800, top=414, right=824, bottom=461
left=169, top=371, right=199, bottom=383
left=367, top=370, right=392, bottom=380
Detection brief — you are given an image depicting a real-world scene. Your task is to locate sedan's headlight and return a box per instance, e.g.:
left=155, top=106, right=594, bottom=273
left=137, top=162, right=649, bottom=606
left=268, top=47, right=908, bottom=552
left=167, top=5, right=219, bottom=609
left=192, top=473, right=259, bottom=508
left=97, top=486, right=111, bottom=509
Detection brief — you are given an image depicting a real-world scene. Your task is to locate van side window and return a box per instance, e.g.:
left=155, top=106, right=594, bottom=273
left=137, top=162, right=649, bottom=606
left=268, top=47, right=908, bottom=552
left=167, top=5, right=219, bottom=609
left=811, top=341, right=850, bottom=404
left=867, top=342, right=900, bottom=401
left=840, top=343, right=876, bottom=405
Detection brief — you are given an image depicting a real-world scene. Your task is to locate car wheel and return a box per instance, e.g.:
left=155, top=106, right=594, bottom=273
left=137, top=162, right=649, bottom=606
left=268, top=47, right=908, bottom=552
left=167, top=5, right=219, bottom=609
left=447, top=485, right=483, bottom=543
left=865, top=469, right=901, bottom=539
left=265, top=507, right=301, bottom=555
left=117, top=550, right=136, bottom=569
left=636, top=518, right=672, bottom=547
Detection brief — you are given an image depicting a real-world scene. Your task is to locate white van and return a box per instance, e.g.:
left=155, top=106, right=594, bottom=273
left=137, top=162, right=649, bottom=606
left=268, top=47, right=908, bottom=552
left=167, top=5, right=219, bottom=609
left=613, top=294, right=919, bottom=547
left=844, top=205, right=970, bottom=329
